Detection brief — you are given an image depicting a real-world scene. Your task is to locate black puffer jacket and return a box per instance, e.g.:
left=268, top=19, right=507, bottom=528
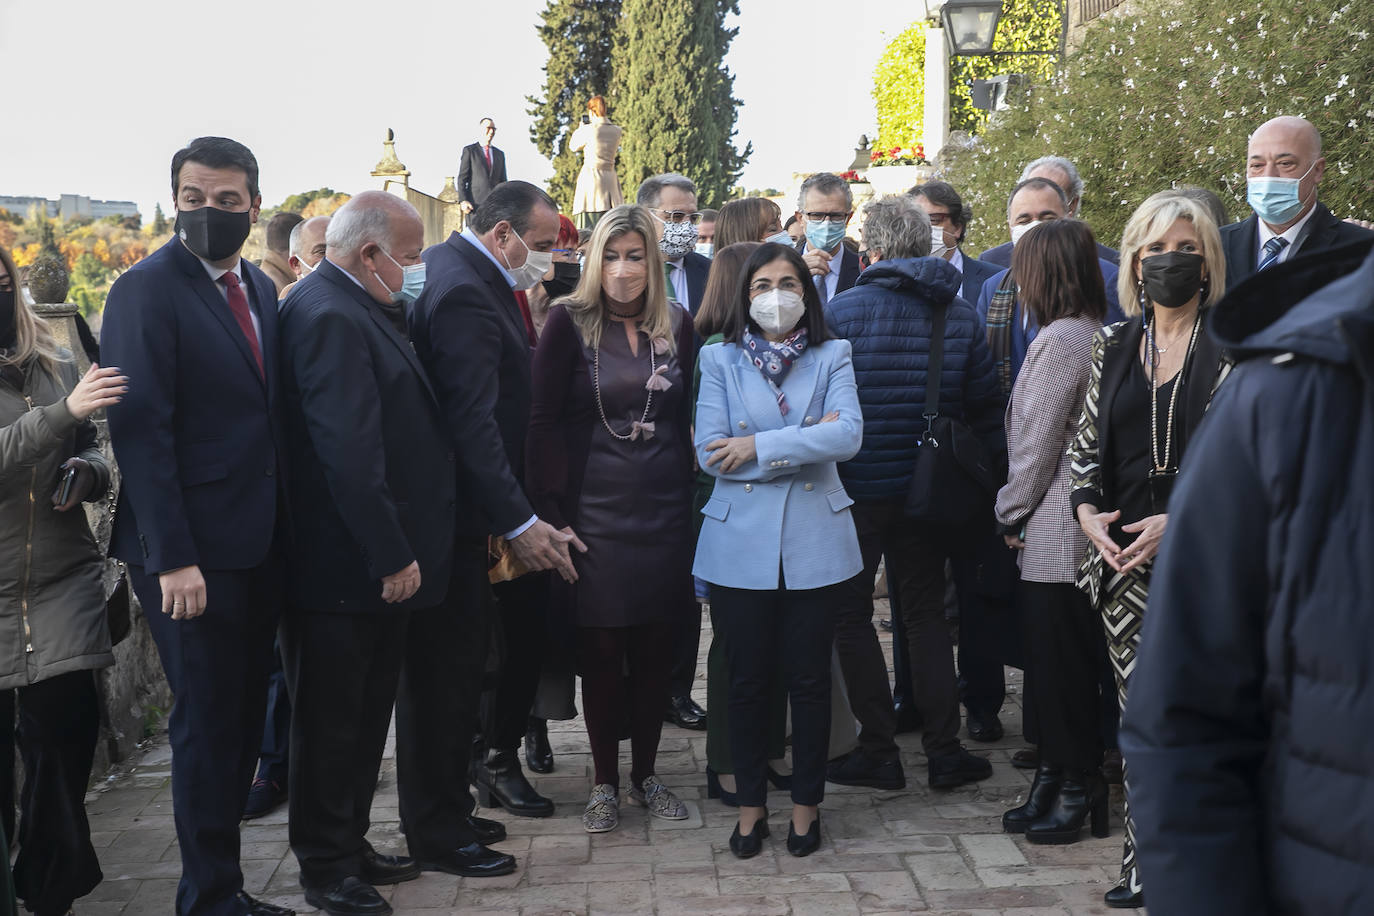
left=1121, top=237, right=1374, bottom=915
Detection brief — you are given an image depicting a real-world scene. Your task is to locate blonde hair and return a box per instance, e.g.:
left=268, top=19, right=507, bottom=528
left=559, top=205, right=675, bottom=352
left=0, top=245, right=62, bottom=379
left=1118, top=191, right=1227, bottom=316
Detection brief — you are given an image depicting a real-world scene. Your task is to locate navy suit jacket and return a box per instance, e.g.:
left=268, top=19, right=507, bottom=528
left=278, top=261, right=456, bottom=612
left=958, top=254, right=1002, bottom=305
left=102, top=236, right=285, bottom=574
left=458, top=143, right=508, bottom=209
left=980, top=238, right=1120, bottom=268
left=678, top=250, right=712, bottom=316
left=410, top=232, right=534, bottom=537
left=1220, top=202, right=1374, bottom=291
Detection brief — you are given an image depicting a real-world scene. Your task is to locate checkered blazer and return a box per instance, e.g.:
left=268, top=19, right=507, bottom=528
left=994, top=315, right=1099, bottom=583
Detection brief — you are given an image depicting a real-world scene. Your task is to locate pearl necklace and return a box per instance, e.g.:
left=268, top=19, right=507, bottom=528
left=1146, top=312, right=1202, bottom=473
left=592, top=333, right=655, bottom=442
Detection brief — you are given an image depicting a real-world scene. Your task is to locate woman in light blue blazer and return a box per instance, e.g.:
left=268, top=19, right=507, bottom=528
left=694, top=243, right=863, bottom=859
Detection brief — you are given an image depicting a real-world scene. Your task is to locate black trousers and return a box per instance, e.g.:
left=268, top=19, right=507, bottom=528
left=280, top=609, right=409, bottom=888
left=256, top=639, right=290, bottom=782
left=954, top=528, right=1015, bottom=722
left=483, top=571, right=550, bottom=751
left=668, top=599, right=704, bottom=699
left=714, top=582, right=838, bottom=808
left=131, top=557, right=283, bottom=916
left=1020, top=581, right=1104, bottom=770
left=0, top=670, right=103, bottom=914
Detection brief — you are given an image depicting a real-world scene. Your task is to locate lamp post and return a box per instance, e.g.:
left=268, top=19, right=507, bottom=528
left=940, top=0, right=1004, bottom=55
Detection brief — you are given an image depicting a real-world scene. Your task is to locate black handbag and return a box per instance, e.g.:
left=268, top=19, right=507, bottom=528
left=903, top=302, right=1001, bottom=524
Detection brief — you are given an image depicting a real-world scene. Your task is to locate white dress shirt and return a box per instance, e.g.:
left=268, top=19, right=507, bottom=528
left=196, top=255, right=261, bottom=342
left=1257, top=204, right=1319, bottom=266
left=666, top=257, right=690, bottom=313
left=804, top=242, right=843, bottom=302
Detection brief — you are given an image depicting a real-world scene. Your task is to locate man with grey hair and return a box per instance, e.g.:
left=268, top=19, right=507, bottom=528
left=278, top=190, right=505, bottom=915
left=276, top=215, right=330, bottom=301
left=795, top=172, right=862, bottom=302
left=980, top=156, right=1120, bottom=267
left=823, top=194, right=1004, bottom=792
left=636, top=173, right=711, bottom=319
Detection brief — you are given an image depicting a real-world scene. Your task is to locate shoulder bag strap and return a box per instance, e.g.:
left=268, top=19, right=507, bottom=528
left=923, top=302, right=947, bottom=439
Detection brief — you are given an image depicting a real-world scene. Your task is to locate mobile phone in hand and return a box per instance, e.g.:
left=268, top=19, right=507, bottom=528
left=54, top=465, right=78, bottom=506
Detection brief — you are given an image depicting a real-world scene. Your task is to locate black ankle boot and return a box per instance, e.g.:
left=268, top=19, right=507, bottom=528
left=1025, top=768, right=1108, bottom=845
left=524, top=717, right=554, bottom=774
left=475, top=749, right=555, bottom=817
left=1002, top=762, right=1063, bottom=834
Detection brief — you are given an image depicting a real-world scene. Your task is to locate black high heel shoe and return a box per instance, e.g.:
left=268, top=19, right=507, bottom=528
left=1025, top=768, right=1109, bottom=845
left=786, top=812, right=821, bottom=857
left=728, top=816, right=770, bottom=858
left=706, top=768, right=739, bottom=807
left=1002, top=763, right=1063, bottom=834
left=524, top=717, right=554, bottom=774
left=1104, top=884, right=1144, bottom=908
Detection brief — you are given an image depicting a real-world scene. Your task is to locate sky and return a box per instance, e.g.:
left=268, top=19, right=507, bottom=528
left=0, top=0, right=919, bottom=219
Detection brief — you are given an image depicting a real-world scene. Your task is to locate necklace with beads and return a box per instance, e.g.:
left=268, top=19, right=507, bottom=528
left=592, top=330, right=655, bottom=442
left=1146, top=311, right=1202, bottom=472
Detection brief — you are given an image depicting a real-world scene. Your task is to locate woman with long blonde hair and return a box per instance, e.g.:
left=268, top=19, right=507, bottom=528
left=525, top=205, right=697, bottom=834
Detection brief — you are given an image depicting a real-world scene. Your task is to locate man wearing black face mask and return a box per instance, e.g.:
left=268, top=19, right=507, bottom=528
left=102, top=137, right=293, bottom=916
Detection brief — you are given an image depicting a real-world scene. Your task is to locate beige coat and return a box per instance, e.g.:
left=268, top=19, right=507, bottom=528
left=571, top=117, right=624, bottom=214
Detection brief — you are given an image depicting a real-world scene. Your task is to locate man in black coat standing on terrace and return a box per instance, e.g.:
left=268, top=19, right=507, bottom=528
left=458, top=118, right=508, bottom=221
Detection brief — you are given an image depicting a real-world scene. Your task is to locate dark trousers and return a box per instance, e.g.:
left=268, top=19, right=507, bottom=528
left=0, top=671, right=103, bottom=913
left=954, top=529, right=1013, bottom=722
left=256, top=639, right=290, bottom=782
left=832, top=504, right=902, bottom=762
left=131, top=558, right=283, bottom=916
left=483, top=571, right=550, bottom=751
left=704, top=602, right=786, bottom=773
left=714, top=583, right=838, bottom=808
left=668, top=601, right=704, bottom=699
left=578, top=622, right=674, bottom=789
left=1020, top=581, right=1104, bottom=770
left=398, top=539, right=492, bottom=856
left=281, top=610, right=407, bottom=887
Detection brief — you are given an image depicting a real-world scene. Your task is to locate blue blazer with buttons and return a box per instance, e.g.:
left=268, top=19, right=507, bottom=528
left=692, top=338, right=864, bottom=591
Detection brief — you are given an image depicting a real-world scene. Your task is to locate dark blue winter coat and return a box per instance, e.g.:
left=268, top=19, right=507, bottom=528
left=824, top=256, right=1005, bottom=502
left=1121, top=236, right=1374, bottom=916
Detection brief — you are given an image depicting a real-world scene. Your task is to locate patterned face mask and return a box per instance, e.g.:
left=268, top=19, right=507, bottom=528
left=655, top=215, right=699, bottom=260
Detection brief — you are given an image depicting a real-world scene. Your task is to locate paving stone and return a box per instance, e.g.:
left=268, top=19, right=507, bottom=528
left=977, top=865, right=1114, bottom=888
left=960, top=834, right=1029, bottom=868
left=922, top=887, right=1063, bottom=909
left=656, top=894, right=789, bottom=916
left=847, top=870, right=925, bottom=912
left=787, top=891, right=864, bottom=916
left=390, top=874, right=461, bottom=908
left=530, top=833, right=592, bottom=865
left=717, top=871, right=851, bottom=895
left=905, top=852, right=982, bottom=890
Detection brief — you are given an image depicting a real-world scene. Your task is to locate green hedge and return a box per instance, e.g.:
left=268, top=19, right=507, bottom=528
left=943, top=0, right=1374, bottom=256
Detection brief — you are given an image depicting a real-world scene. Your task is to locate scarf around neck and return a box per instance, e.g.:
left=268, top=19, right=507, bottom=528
left=743, top=327, right=809, bottom=416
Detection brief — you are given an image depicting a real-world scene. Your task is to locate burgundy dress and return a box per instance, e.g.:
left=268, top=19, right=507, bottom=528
left=526, top=303, right=696, bottom=629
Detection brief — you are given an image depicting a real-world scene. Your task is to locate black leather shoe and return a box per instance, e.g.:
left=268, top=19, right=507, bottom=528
left=928, top=747, right=993, bottom=789
left=360, top=845, right=420, bottom=885
left=1011, top=747, right=1040, bottom=770
left=966, top=712, right=1004, bottom=743
left=1104, top=885, right=1144, bottom=908
left=467, top=813, right=507, bottom=844
left=418, top=842, right=518, bottom=877
left=728, top=818, right=770, bottom=858
left=786, top=813, right=821, bottom=857
left=665, top=695, right=707, bottom=730
left=239, top=893, right=296, bottom=916
left=242, top=776, right=287, bottom=820
left=1025, top=768, right=1110, bottom=845
left=474, top=749, right=555, bottom=817
left=893, top=701, right=923, bottom=735
left=1002, top=763, right=1063, bottom=834
left=524, top=716, right=554, bottom=774
left=826, top=750, right=906, bottom=790
left=706, top=767, right=739, bottom=807
left=302, top=877, right=389, bottom=916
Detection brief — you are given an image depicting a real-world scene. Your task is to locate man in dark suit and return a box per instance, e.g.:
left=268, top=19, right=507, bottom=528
left=1221, top=115, right=1374, bottom=290
left=101, top=137, right=293, bottom=916
left=910, top=179, right=1002, bottom=304
left=458, top=118, right=508, bottom=220
left=633, top=173, right=711, bottom=729
left=636, top=173, right=712, bottom=319
left=979, top=156, right=1120, bottom=268
left=410, top=180, right=584, bottom=822
left=793, top=173, right=863, bottom=304
left=278, top=191, right=507, bottom=916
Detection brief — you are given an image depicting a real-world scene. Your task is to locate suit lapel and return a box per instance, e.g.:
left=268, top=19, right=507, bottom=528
left=171, top=240, right=267, bottom=392
left=837, top=247, right=861, bottom=293
left=451, top=234, right=527, bottom=348
left=732, top=344, right=821, bottom=430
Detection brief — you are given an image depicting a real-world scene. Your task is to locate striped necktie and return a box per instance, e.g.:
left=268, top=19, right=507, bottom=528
left=1258, top=236, right=1289, bottom=271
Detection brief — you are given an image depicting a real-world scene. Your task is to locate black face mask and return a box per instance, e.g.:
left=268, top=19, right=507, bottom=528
left=175, top=206, right=252, bottom=262
left=542, top=262, right=581, bottom=300
left=1140, top=251, right=1205, bottom=309
left=0, top=288, right=15, bottom=350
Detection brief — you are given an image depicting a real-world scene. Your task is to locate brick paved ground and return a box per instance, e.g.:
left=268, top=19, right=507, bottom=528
left=79, top=604, right=1143, bottom=915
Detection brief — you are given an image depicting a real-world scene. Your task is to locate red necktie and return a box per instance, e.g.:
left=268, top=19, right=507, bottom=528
left=512, top=290, right=537, bottom=347
left=484, top=146, right=492, bottom=170
left=219, top=271, right=264, bottom=378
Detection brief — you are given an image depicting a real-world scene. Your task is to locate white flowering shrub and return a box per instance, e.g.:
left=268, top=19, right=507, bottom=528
left=942, top=0, right=1374, bottom=254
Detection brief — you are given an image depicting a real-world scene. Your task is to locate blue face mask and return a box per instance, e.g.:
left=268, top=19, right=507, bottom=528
left=695, top=241, right=714, bottom=258
left=377, top=250, right=427, bottom=305
left=1247, top=160, right=1316, bottom=226
left=765, top=231, right=793, bottom=247
left=805, top=219, right=848, bottom=252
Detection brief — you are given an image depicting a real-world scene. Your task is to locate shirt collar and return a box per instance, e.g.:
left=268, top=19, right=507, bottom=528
left=462, top=227, right=517, bottom=288
left=195, top=252, right=242, bottom=286
left=948, top=247, right=965, bottom=275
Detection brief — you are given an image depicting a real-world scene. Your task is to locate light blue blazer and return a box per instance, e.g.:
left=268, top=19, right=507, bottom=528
left=692, top=338, right=864, bottom=591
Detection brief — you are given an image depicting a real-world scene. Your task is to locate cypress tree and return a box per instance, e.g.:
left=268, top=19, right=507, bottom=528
left=611, top=0, right=749, bottom=208
left=527, top=0, right=622, bottom=211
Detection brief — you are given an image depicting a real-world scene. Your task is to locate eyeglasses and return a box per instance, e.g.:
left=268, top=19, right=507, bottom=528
left=803, top=211, right=851, bottom=223
left=749, top=278, right=805, bottom=294
left=651, top=208, right=703, bottom=225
